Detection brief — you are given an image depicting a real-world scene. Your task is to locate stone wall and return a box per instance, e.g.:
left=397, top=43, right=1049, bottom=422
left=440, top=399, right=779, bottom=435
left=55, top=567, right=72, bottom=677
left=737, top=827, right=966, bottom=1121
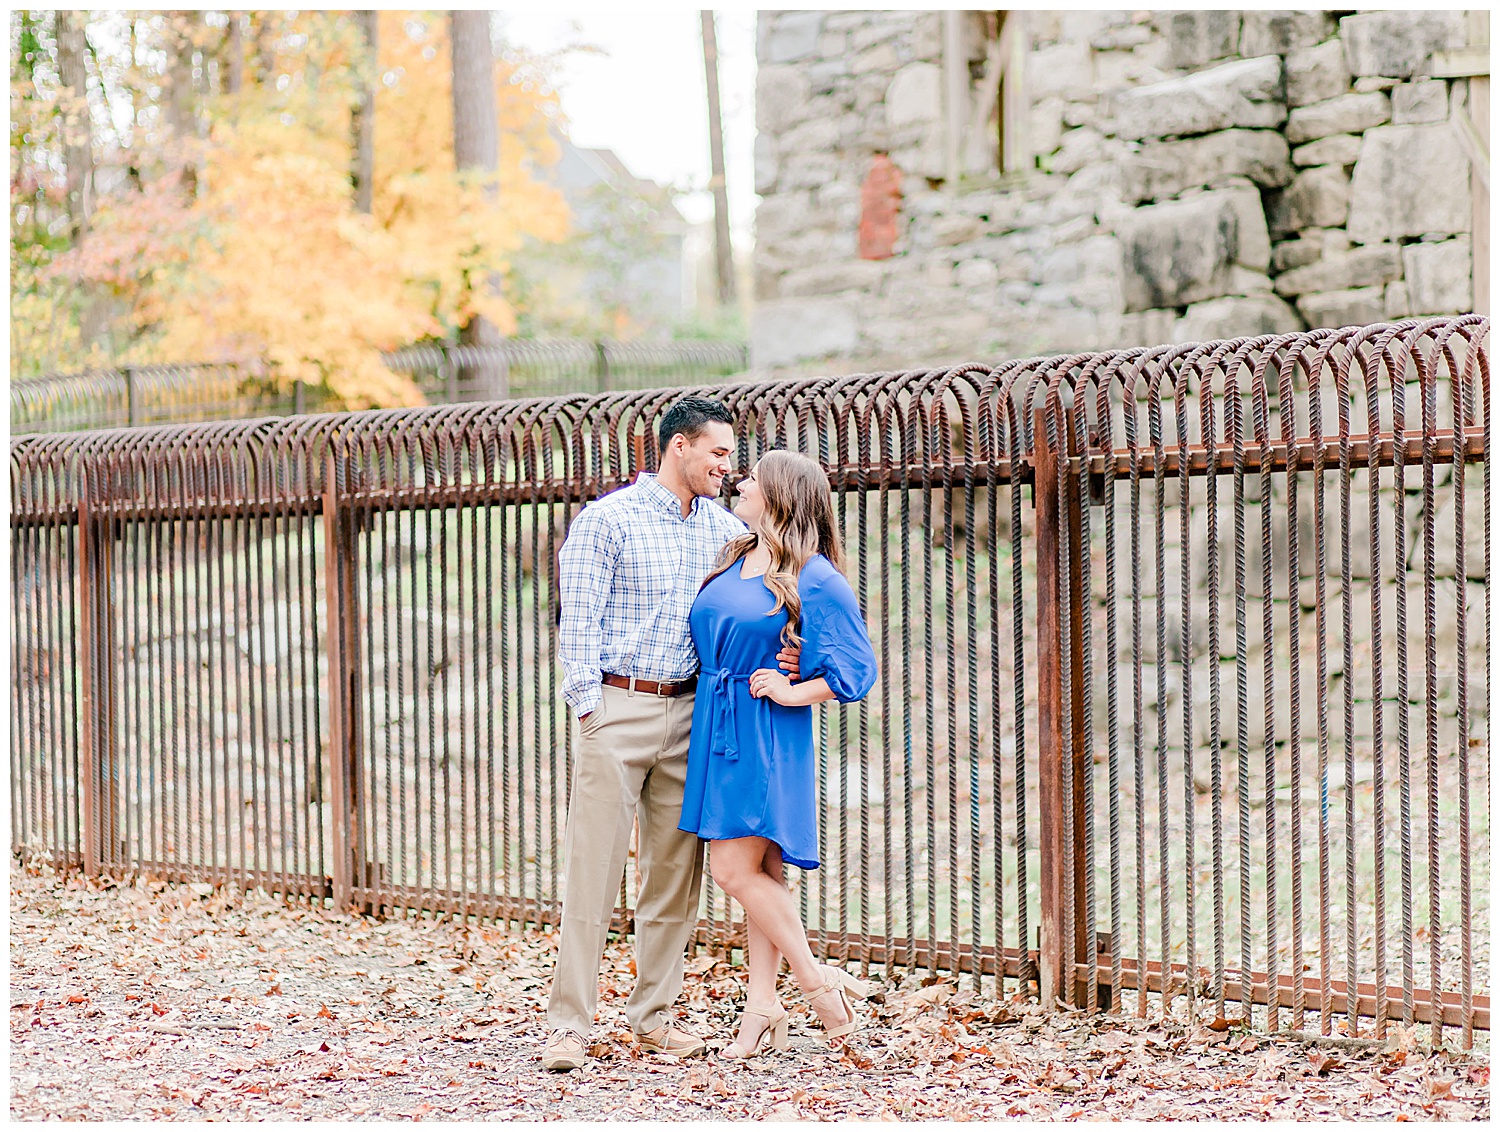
left=752, top=9, right=1480, bottom=371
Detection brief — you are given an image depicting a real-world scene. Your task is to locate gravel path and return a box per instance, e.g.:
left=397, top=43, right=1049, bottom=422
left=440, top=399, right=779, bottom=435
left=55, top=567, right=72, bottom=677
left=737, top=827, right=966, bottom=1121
left=9, top=864, right=1488, bottom=1121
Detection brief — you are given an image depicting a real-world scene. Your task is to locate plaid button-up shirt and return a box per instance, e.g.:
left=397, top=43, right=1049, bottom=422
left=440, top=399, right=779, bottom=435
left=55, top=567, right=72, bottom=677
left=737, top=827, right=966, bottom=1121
left=558, top=472, right=746, bottom=717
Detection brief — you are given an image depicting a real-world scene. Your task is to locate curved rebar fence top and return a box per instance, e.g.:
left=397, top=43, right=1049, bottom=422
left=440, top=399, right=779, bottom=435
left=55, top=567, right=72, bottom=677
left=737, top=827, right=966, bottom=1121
left=9, top=316, right=1490, bottom=1042
left=11, top=318, right=1488, bottom=520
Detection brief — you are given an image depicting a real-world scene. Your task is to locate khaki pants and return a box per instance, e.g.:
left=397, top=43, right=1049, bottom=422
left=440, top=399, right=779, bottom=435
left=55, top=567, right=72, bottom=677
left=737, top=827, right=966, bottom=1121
left=546, top=683, right=704, bottom=1036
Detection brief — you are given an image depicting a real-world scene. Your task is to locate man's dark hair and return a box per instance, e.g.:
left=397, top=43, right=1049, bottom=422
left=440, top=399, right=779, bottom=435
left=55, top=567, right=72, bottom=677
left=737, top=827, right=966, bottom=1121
left=658, top=396, right=733, bottom=453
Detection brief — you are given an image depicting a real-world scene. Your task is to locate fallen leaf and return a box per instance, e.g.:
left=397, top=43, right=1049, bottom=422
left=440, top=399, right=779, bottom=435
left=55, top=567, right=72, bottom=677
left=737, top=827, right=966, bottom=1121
left=912, top=983, right=954, bottom=1007
left=1308, top=1049, right=1342, bottom=1076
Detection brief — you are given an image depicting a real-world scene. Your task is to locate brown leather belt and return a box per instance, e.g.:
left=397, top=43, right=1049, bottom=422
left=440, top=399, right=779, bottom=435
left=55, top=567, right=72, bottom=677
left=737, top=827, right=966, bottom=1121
left=601, top=672, right=697, bottom=697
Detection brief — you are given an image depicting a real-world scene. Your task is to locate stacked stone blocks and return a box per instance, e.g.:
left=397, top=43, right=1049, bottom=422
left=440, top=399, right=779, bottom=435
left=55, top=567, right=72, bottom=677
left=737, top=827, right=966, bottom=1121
left=752, top=9, right=1478, bottom=370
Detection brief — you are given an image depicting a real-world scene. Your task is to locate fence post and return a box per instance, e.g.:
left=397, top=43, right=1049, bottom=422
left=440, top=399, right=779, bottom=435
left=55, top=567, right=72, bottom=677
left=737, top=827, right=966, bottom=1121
left=1033, top=399, right=1090, bottom=1010
left=293, top=379, right=305, bottom=416
left=596, top=340, right=610, bottom=393
left=322, top=446, right=365, bottom=911
left=443, top=346, right=458, bottom=405
left=123, top=366, right=136, bottom=427
left=76, top=464, right=118, bottom=875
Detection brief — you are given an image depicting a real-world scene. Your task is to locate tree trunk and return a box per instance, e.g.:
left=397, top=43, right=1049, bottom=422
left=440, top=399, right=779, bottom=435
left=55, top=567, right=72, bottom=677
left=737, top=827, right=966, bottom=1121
left=351, top=12, right=378, bottom=214
left=254, top=12, right=278, bottom=86
left=449, top=10, right=506, bottom=398
left=165, top=10, right=199, bottom=197
left=450, top=11, right=499, bottom=192
left=700, top=11, right=736, bottom=306
left=224, top=11, right=244, bottom=95
left=56, top=10, right=93, bottom=239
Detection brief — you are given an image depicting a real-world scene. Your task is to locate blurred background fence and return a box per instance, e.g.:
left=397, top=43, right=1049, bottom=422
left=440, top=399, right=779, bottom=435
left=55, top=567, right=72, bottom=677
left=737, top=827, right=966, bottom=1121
left=8, top=318, right=1488, bottom=1047
left=9, top=339, right=749, bottom=435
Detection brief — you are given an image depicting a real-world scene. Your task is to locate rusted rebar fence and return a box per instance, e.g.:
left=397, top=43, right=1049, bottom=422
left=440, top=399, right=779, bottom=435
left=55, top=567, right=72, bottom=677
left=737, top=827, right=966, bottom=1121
left=11, top=340, right=749, bottom=435
left=382, top=339, right=749, bottom=401
left=8, top=360, right=305, bottom=434
left=10, top=319, right=1488, bottom=1046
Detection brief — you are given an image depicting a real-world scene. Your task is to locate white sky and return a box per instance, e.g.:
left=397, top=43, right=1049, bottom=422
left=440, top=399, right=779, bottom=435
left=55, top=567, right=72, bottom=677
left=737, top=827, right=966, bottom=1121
left=496, top=8, right=758, bottom=242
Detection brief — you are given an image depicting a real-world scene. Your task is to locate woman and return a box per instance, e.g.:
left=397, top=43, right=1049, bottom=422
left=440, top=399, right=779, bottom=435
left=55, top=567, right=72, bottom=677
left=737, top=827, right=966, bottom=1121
left=678, top=450, right=879, bottom=1057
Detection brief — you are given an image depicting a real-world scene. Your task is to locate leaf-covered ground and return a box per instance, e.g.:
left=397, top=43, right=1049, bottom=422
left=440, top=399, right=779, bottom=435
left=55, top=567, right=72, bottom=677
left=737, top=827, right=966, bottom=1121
left=10, top=864, right=1488, bottom=1121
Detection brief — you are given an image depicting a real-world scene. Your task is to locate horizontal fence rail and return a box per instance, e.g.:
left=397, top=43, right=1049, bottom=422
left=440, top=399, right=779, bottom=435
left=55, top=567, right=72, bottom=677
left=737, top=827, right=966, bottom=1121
left=382, top=338, right=749, bottom=401
left=11, top=340, right=750, bottom=435
left=10, top=318, right=1488, bottom=1047
left=7, top=360, right=314, bottom=434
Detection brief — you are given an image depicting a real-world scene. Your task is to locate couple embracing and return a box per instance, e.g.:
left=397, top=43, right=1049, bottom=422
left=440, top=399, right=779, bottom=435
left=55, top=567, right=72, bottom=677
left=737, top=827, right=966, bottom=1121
left=543, top=397, right=878, bottom=1071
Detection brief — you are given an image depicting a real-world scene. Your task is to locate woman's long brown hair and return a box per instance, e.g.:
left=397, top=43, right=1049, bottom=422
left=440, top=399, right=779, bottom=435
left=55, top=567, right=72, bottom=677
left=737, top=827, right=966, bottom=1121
left=702, top=450, right=844, bottom=647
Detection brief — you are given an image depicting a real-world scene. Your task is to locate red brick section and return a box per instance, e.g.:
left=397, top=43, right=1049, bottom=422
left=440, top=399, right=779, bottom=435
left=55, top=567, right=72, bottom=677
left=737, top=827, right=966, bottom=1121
left=858, top=153, right=903, bottom=260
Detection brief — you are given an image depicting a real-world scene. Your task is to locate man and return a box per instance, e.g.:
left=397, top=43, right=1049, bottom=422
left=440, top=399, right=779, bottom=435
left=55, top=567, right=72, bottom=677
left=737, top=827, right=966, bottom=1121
left=543, top=397, right=797, bottom=1071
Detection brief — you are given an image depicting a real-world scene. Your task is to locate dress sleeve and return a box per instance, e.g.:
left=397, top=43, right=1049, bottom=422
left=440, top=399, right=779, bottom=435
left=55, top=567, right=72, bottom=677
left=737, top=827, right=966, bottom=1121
left=798, top=565, right=878, bottom=703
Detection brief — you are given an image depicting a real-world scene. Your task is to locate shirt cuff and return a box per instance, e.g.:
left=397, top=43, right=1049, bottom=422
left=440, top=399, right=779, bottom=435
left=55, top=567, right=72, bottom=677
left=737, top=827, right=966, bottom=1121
left=567, top=683, right=602, bottom=718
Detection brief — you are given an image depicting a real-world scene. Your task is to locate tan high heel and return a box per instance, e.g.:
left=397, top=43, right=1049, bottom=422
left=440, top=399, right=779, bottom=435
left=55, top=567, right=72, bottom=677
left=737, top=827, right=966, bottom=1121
left=722, top=1003, right=789, bottom=1058
left=807, top=964, right=870, bottom=1042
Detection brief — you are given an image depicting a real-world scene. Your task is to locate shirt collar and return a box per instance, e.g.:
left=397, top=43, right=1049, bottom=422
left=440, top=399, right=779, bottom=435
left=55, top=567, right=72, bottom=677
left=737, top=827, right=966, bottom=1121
left=635, top=471, right=704, bottom=519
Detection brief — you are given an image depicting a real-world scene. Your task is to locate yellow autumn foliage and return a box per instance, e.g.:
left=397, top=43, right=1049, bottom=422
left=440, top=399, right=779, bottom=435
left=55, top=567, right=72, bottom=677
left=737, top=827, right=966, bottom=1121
left=69, top=11, right=569, bottom=408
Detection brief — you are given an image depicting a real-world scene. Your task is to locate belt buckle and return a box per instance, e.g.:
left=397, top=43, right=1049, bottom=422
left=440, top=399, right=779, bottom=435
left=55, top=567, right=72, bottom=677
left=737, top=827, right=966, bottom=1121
left=628, top=675, right=638, bottom=697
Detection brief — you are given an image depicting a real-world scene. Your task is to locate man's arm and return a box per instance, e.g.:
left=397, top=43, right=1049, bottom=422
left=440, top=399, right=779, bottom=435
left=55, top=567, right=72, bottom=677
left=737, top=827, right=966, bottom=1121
left=557, top=506, right=622, bottom=718
left=777, top=643, right=801, bottom=680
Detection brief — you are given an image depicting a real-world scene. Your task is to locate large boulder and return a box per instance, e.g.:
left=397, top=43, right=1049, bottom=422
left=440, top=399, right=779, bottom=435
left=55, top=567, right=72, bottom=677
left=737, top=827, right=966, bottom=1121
left=1295, top=286, right=1385, bottom=329
left=1291, top=133, right=1361, bottom=167
left=754, top=190, right=813, bottom=243
left=1108, top=55, right=1286, bottom=141
left=753, top=134, right=778, bottom=195
left=1049, top=127, right=1109, bottom=176
left=1339, top=11, right=1466, bottom=79
left=1268, top=164, right=1351, bottom=234
left=1164, top=9, right=1242, bottom=69
left=1119, top=128, right=1293, bottom=204
left=1285, top=91, right=1390, bottom=143
left=1239, top=11, right=1337, bottom=58
left=1117, top=184, right=1271, bottom=311
left=1402, top=237, right=1473, bottom=314
left=1347, top=124, right=1470, bottom=244
left=762, top=11, right=826, bottom=65
left=1029, top=40, right=1094, bottom=102
left=885, top=62, right=942, bottom=128
left=1174, top=293, right=1304, bottom=342
left=1285, top=39, right=1351, bottom=108
left=1272, top=236, right=1323, bottom=273
left=851, top=42, right=899, bottom=75
left=780, top=259, right=887, bottom=298
left=751, top=299, right=859, bottom=367
left=778, top=149, right=841, bottom=191
left=1392, top=79, right=1449, bottom=125
left=1273, top=244, right=1403, bottom=297
left=758, top=65, right=813, bottom=135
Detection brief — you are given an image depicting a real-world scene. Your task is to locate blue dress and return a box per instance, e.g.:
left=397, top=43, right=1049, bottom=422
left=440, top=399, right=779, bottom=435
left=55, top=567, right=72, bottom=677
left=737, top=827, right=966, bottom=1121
left=678, top=554, right=878, bottom=869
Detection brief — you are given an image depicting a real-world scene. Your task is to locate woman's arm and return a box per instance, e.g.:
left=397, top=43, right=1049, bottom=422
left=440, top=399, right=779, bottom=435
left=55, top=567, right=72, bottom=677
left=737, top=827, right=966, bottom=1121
left=748, top=669, right=832, bottom=707
left=789, top=564, right=879, bottom=704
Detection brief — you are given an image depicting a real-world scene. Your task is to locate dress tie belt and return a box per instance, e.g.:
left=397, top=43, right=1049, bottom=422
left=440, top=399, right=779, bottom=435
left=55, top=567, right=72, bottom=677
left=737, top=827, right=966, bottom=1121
left=708, top=668, right=757, bottom=761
